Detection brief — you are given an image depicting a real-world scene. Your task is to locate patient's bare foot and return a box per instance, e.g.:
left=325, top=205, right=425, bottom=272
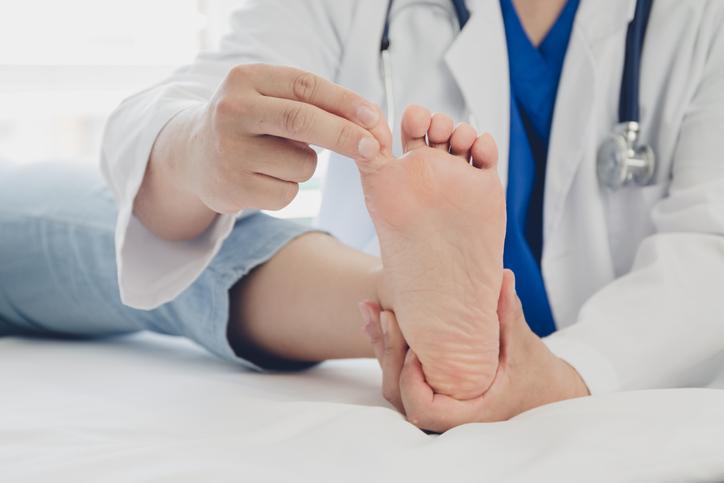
left=356, top=106, right=506, bottom=400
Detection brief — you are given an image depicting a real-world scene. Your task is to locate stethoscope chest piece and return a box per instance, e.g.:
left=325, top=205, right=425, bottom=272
left=597, top=122, right=655, bottom=190
left=598, top=0, right=656, bottom=191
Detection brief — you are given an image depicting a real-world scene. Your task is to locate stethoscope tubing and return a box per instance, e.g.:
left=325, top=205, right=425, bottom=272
left=619, top=0, right=653, bottom=124
left=379, top=0, right=655, bottom=188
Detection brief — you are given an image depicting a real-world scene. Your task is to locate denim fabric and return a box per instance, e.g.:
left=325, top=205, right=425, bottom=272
left=0, top=163, right=314, bottom=370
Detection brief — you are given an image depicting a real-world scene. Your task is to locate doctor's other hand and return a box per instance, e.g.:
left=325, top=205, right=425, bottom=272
left=137, top=64, right=392, bottom=241
left=360, top=270, right=590, bottom=433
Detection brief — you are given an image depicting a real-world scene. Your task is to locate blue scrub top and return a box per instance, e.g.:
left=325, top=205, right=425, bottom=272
left=500, top=0, right=580, bottom=337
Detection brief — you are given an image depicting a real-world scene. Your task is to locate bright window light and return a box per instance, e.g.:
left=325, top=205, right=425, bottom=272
left=0, top=0, right=323, bottom=220
left=0, top=0, right=203, bottom=65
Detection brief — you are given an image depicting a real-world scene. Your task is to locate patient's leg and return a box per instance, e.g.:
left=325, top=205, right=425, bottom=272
left=0, top=163, right=381, bottom=370
left=0, top=163, right=149, bottom=338
left=354, top=106, right=506, bottom=400
left=229, top=232, right=386, bottom=364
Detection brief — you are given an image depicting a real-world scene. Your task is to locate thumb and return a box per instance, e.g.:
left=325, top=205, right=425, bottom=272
left=497, top=270, right=531, bottom=362
left=355, top=105, right=393, bottom=175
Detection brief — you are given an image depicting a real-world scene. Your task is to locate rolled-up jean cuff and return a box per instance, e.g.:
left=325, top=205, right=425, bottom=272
left=194, top=212, right=324, bottom=372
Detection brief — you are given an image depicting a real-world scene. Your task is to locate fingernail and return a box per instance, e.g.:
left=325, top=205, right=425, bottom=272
left=358, top=136, right=380, bottom=159
left=380, top=312, right=390, bottom=336
left=356, top=105, right=380, bottom=127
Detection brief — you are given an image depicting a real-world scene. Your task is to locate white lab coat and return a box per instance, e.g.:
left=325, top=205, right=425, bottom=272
left=101, top=0, right=724, bottom=395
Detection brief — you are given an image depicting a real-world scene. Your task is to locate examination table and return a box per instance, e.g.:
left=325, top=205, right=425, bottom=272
left=2, top=333, right=723, bottom=482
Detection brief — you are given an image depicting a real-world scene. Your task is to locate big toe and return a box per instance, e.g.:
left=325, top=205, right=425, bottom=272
left=401, top=105, right=432, bottom=153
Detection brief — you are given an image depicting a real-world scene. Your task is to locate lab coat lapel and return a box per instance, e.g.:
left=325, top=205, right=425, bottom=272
left=541, top=0, right=637, bottom=326
left=544, top=0, right=637, bottom=245
left=444, top=0, right=510, bottom=187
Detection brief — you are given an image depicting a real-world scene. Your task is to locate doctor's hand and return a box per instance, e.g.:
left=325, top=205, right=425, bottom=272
left=139, top=64, right=391, bottom=241
left=360, top=270, right=590, bottom=433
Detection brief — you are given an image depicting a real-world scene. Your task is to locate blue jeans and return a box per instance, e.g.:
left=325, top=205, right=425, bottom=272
left=0, top=163, right=314, bottom=370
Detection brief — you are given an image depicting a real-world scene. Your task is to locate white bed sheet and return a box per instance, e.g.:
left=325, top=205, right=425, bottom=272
left=1, top=333, right=723, bottom=483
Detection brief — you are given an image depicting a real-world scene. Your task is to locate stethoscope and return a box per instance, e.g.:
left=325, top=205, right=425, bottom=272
left=380, top=0, right=656, bottom=191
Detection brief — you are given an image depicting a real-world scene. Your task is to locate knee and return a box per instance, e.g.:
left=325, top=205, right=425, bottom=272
left=0, top=162, right=117, bottom=229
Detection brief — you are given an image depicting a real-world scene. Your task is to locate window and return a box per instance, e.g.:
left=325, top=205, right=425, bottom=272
left=0, top=0, right=323, bottom=221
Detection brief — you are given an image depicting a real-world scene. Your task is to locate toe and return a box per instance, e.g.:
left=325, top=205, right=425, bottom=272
left=369, top=104, right=394, bottom=157
left=401, top=105, right=432, bottom=153
left=471, top=133, right=499, bottom=170
left=428, top=113, right=455, bottom=151
left=450, top=123, right=477, bottom=161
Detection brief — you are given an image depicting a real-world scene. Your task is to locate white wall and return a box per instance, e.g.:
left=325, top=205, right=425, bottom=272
left=0, top=0, right=202, bottom=164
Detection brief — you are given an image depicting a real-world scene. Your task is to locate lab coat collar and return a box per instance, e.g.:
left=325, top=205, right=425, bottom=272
left=576, top=0, right=638, bottom=43
left=443, top=0, right=637, bottom=192
left=444, top=0, right=638, bottom=291
left=544, top=0, right=637, bottom=245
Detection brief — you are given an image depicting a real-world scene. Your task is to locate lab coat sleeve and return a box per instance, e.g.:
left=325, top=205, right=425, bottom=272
left=544, top=15, right=724, bottom=394
left=100, top=0, right=355, bottom=309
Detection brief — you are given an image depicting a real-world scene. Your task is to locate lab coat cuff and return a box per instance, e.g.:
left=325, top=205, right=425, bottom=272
left=104, top=97, right=226, bottom=310
left=543, top=333, right=620, bottom=395
left=118, top=212, right=238, bottom=310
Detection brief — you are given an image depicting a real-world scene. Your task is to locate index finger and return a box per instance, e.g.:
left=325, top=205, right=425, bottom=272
left=250, top=65, right=392, bottom=153
left=252, top=96, right=382, bottom=160
left=380, top=311, right=407, bottom=413
left=252, top=65, right=380, bottom=128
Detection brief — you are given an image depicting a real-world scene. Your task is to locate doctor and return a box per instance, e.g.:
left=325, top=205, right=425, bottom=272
left=113, top=0, right=724, bottom=390
left=2, top=0, right=723, bottom=430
